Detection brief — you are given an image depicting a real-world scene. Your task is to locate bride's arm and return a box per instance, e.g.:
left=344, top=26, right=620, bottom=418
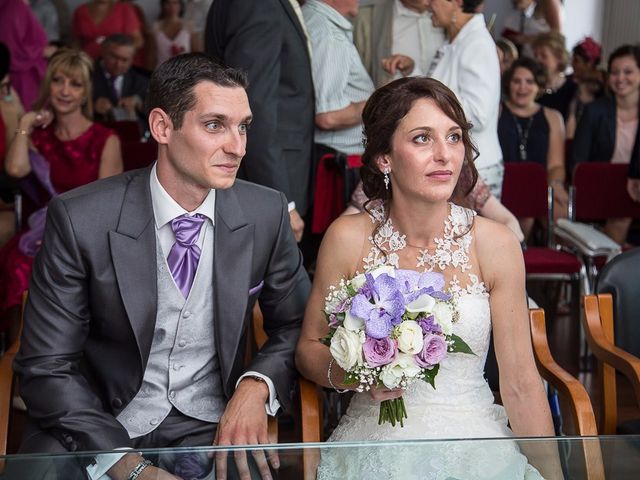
left=295, top=215, right=363, bottom=389
left=477, top=219, right=563, bottom=478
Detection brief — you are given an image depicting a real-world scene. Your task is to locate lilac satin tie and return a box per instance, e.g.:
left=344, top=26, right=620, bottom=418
left=167, top=213, right=206, bottom=298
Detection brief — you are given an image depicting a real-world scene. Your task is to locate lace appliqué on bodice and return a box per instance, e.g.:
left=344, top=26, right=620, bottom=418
left=362, top=203, right=488, bottom=298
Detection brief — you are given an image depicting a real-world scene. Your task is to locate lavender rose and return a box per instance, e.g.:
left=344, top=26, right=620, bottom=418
left=416, top=333, right=447, bottom=368
left=363, top=336, right=397, bottom=367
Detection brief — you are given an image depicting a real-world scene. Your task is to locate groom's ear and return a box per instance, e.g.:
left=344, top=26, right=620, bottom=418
left=148, top=108, right=173, bottom=145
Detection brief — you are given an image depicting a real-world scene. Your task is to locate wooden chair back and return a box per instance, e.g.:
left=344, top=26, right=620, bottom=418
left=0, top=292, right=26, bottom=470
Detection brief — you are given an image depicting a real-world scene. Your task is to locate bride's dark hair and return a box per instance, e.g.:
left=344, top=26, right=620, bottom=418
left=360, top=76, right=479, bottom=210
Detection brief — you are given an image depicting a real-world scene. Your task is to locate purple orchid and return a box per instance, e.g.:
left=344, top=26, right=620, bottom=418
left=417, top=315, right=441, bottom=334
left=395, top=270, right=451, bottom=303
left=350, top=273, right=405, bottom=339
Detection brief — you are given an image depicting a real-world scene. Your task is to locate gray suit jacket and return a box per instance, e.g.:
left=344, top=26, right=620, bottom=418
left=14, top=167, right=310, bottom=452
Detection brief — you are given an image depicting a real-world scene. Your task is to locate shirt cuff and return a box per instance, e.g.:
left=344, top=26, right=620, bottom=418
left=236, top=372, right=281, bottom=416
left=287, top=201, right=296, bottom=213
left=87, top=449, right=131, bottom=480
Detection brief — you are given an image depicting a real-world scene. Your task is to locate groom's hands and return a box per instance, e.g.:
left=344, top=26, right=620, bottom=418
left=214, top=378, right=279, bottom=480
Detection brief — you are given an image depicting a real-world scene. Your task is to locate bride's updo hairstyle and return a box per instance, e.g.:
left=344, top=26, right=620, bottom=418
left=360, top=77, right=479, bottom=209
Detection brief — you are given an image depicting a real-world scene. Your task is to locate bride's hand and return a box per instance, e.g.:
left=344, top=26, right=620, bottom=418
left=368, top=386, right=404, bottom=402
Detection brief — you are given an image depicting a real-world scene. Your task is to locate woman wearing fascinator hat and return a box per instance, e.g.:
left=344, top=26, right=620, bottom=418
left=566, top=36, right=605, bottom=140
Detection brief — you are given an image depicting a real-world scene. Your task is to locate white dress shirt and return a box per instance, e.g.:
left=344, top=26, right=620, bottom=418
left=391, top=0, right=444, bottom=78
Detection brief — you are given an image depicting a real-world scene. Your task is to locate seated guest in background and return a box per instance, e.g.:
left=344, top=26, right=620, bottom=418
left=0, top=48, right=120, bottom=347
left=151, top=0, right=197, bottom=68
left=302, top=0, right=374, bottom=158
left=14, top=53, right=309, bottom=480
left=532, top=31, right=576, bottom=120
left=353, top=0, right=445, bottom=88
left=0, top=0, right=48, bottom=110
left=0, top=48, right=122, bottom=325
left=566, top=36, right=605, bottom=140
left=206, top=0, right=314, bottom=244
left=496, top=37, right=519, bottom=77
left=93, top=34, right=149, bottom=132
left=572, top=44, right=640, bottom=245
left=72, top=0, right=143, bottom=61
left=498, top=57, right=567, bottom=238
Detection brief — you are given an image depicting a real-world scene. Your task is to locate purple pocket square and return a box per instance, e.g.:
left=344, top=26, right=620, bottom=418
left=249, top=281, right=264, bottom=296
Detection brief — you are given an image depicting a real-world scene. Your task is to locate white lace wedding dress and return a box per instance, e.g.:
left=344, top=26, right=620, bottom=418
left=317, top=204, right=543, bottom=479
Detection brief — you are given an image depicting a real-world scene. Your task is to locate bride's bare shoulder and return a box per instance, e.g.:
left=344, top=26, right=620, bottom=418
left=319, top=212, right=372, bottom=263
left=473, top=216, right=524, bottom=276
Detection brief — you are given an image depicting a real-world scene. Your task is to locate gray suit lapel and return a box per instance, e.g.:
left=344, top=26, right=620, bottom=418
left=109, top=167, right=158, bottom=368
left=213, top=187, right=255, bottom=386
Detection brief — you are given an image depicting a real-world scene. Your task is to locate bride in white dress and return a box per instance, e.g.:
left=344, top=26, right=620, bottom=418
left=295, top=77, right=560, bottom=479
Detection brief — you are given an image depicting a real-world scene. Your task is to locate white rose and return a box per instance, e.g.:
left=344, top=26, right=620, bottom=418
left=370, top=265, right=396, bottom=279
left=330, top=327, right=362, bottom=371
left=396, top=320, right=424, bottom=354
left=343, top=309, right=364, bottom=332
left=433, top=302, right=453, bottom=336
left=380, top=353, right=421, bottom=388
left=406, top=293, right=436, bottom=314
left=350, top=273, right=367, bottom=290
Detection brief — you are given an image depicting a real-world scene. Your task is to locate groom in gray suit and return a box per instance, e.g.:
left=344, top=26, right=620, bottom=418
left=14, top=53, right=310, bottom=480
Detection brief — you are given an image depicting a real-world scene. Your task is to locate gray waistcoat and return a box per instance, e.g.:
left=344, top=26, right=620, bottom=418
left=116, top=224, right=226, bottom=438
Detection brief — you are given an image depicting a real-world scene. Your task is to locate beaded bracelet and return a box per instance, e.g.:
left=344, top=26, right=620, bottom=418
left=127, top=458, right=152, bottom=480
left=327, top=358, right=349, bottom=393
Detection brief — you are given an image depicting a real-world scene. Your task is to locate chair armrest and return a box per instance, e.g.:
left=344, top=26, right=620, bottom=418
left=299, top=377, right=322, bottom=443
left=529, top=309, right=598, bottom=435
left=554, top=219, right=621, bottom=258
left=0, top=349, right=16, bottom=457
left=583, top=295, right=640, bottom=404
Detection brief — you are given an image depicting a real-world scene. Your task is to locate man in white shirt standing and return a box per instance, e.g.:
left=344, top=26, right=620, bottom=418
left=354, top=0, right=445, bottom=87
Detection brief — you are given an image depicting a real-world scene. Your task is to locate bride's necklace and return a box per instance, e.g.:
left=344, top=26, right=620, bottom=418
left=367, top=203, right=471, bottom=272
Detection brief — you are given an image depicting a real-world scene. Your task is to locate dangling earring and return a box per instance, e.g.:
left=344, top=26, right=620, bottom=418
left=451, top=12, right=457, bottom=27
left=383, top=168, right=390, bottom=190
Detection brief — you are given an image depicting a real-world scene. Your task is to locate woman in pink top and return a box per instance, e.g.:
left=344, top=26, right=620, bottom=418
left=572, top=45, right=640, bottom=244
left=72, top=0, right=143, bottom=60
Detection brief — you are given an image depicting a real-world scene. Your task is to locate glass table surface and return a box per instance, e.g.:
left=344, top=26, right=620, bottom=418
left=0, top=435, right=638, bottom=479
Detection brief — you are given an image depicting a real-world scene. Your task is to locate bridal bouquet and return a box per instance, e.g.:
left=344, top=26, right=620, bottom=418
left=322, top=266, right=474, bottom=427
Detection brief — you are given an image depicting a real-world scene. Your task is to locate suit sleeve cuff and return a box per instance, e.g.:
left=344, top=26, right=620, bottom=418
left=87, top=449, right=131, bottom=480
left=287, top=201, right=296, bottom=213
left=236, top=372, right=281, bottom=416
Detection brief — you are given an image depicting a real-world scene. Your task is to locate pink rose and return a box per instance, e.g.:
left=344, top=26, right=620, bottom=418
left=416, top=333, right=447, bottom=368
left=363, top=336, right=397, bottom=367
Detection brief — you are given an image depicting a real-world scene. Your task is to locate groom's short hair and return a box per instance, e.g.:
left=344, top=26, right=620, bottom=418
left=145, top=53, right=248, bottom=129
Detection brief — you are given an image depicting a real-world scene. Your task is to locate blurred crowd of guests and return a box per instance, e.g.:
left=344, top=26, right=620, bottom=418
left=0, top=0, right=639, bottom=334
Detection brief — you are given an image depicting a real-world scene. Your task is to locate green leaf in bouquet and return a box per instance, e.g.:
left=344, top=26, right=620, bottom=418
left=448, top=333, right=475, bottom=355
left=319, top=331, right=334, bottom=346
left=346, top=283, right=357, bottom=296
left=343, top=372, right=359, bottom=386
left=422, top=363, right=439, bottom=389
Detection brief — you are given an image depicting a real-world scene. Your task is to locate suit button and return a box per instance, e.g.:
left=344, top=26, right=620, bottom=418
left=150, top=418, right=159, bottom=426
left=112, top=398, right=123, bottom=409
left=178, top=339, right=187, bottom=347
left=183, top=311, right=192, bottom=318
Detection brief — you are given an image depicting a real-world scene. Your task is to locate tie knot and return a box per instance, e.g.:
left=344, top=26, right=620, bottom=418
left=171, top=213, right=206, bottom=247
